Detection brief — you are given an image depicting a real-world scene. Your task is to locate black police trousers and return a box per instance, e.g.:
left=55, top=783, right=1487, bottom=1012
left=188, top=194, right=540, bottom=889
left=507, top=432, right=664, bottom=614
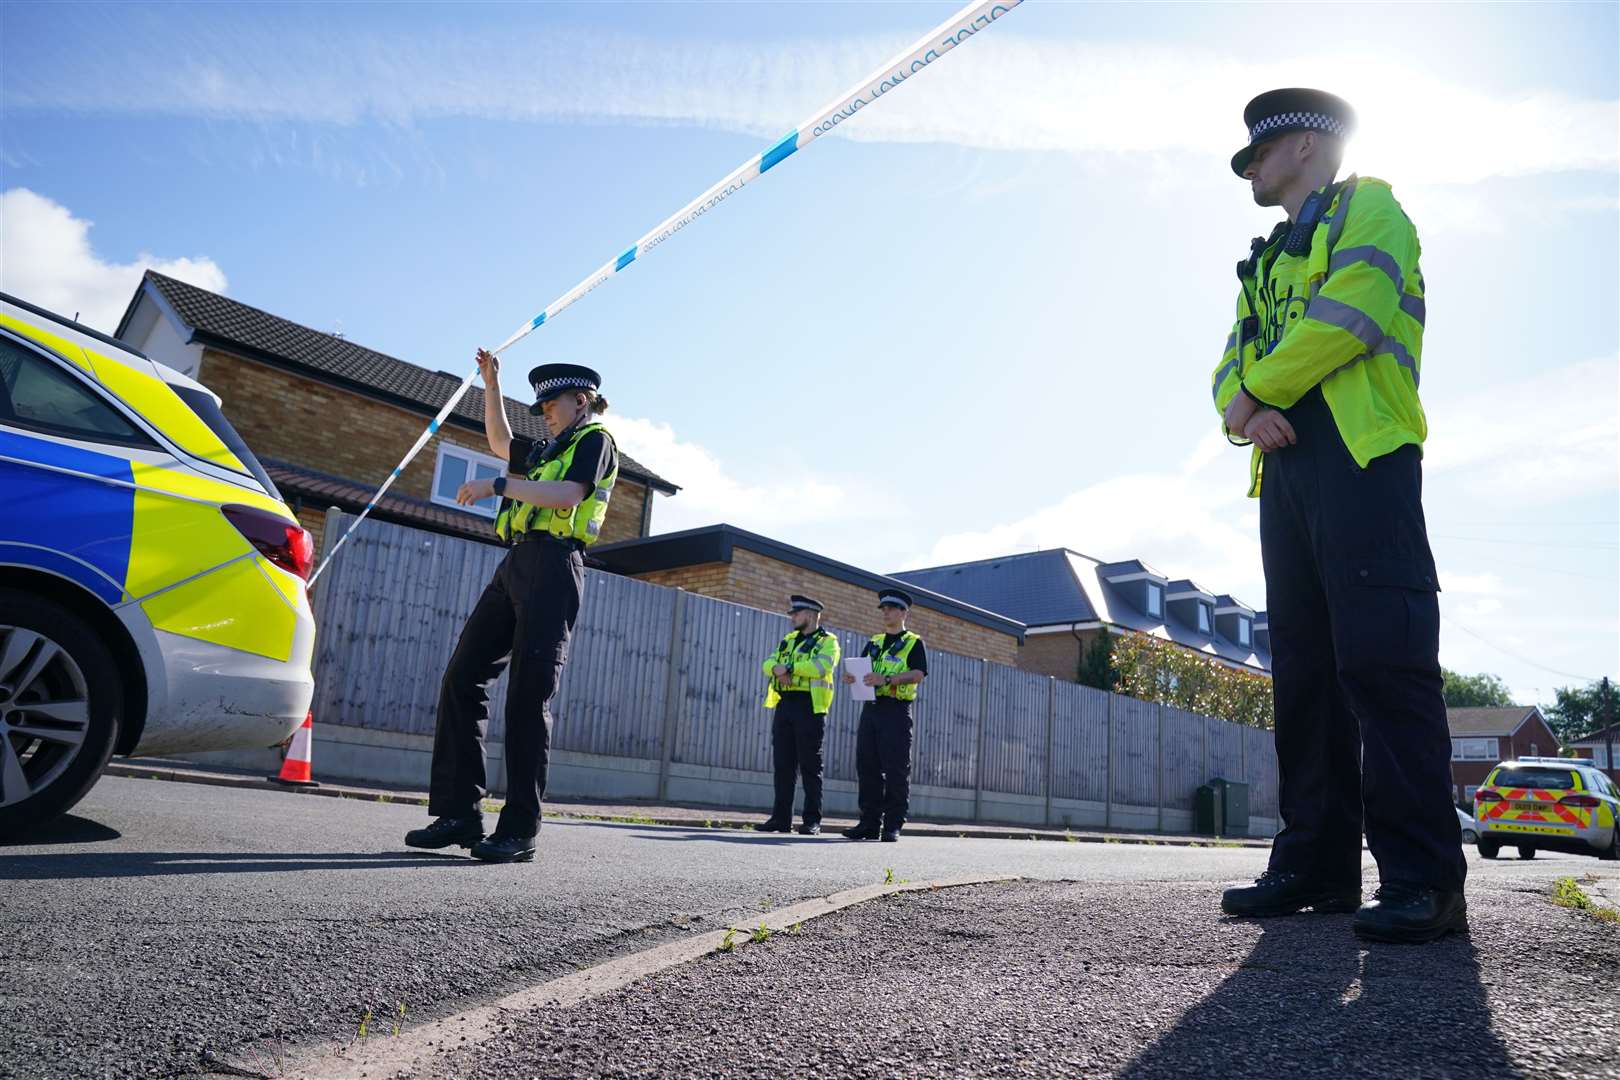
left=428, top=537, right=583, bottom=839
left=856, top=698, right=913, bottom=829
left=1261, top=388, right=1465, bottom=893
left=770, top=692, right=825, bottom=824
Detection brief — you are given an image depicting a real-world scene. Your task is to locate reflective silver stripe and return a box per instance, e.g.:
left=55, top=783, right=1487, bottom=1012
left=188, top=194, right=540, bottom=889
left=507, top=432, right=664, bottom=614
left=1211, top=357, right=1241, bottom=402
left=1307, top=296, right=1383, bottom=352
left=1328, top=244, right=1404, bottom=292
left=594, top=487, right=612, bottom=501
left=1223, top=332, right=1238, bottom=355
left=1382, top=337, right=1421, bottom=387
left=1400, top=293, right=1426, bottom=326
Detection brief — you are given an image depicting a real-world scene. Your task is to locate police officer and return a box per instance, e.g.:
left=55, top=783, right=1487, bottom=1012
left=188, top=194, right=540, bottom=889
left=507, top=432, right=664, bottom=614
left=405, top=349, right=618, bottom=863
left=842, top=589, right=926, bottom=843
left=1212, top=90, right=1465, bottom=942
left=757, top=595, right=840, bottom=835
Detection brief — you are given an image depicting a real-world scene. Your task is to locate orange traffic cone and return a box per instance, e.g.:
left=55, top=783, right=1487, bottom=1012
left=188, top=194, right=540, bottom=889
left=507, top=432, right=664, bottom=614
left=270, top=713, right=319, bottom=787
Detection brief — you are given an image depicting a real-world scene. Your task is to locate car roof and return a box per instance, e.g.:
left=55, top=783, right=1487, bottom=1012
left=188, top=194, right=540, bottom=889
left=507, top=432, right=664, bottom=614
left=0, top=291, right=151, bottom=365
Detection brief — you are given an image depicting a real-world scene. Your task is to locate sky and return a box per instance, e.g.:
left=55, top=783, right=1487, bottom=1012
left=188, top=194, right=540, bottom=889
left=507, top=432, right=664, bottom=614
left=2, top=0, right=1616, bottom=706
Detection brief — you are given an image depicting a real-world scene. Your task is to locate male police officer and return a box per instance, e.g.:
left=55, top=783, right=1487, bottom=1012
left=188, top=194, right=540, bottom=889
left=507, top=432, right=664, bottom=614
left=842, top=589, right=926, bottom=843
left=757, top=595, right=841, bottom=835
left=1212, top=90, right=1465, bottom=942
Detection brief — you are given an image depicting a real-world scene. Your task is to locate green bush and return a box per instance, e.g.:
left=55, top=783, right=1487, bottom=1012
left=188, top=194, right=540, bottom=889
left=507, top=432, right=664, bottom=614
left=1109, top=631, right=1274, bottom=729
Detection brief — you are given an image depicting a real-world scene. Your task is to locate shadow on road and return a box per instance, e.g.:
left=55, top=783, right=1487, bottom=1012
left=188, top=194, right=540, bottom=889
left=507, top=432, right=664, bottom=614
left=1115, top=915, right=1520, bottom=1079
left=0, top=814, right=123, bottom=847
left=0, top=849, right=482, bottom=880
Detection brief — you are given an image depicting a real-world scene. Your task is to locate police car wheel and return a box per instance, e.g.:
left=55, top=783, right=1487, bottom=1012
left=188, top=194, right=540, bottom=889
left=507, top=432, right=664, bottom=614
left=0, top=591, right=122, bottom=838
left=1477, top=840, right=1500, bottom=860
left=1517, top=846, right=1536, bottom=860
left=1601, top=827, right=1620, bottom=862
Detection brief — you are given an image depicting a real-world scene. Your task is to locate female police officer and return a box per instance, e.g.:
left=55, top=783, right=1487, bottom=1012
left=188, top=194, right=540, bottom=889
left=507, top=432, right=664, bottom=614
left=404, top=348, right=617, bottom=863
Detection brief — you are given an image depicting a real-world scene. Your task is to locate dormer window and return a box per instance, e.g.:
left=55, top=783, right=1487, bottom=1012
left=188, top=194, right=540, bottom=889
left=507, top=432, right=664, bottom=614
left=1146, top=584, right=1163, bottom=617
left=1197, top=605, right=1211, bottom=634
left=1238, top=619, right=1251, bottom=646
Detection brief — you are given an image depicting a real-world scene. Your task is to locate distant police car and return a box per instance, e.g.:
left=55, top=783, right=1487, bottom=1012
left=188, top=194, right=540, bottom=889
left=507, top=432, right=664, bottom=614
left=0, top=292, right=315, bottom=835
left=1473, top=757, right=1620, bottom=861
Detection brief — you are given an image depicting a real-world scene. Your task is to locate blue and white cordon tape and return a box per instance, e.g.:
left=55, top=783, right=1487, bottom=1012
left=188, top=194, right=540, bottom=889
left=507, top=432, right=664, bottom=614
left=310, top=0, right=1023, bottom=584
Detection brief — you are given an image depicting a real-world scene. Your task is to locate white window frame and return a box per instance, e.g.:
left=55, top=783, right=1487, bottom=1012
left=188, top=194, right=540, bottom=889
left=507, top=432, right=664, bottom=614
left=1197, top=604, right=1211, bottom=634
left=1464, top=785, right=1480, bottom=803
left=430, top=442, right=508, bottom=519
left=1238, top=619, right=1251, bottom=646
left=1146, top=584, right=1164, bottom=618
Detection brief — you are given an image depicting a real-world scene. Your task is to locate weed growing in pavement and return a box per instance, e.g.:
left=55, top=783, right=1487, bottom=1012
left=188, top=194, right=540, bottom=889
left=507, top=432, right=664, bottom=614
left=480, top=798, right=503, bottom=814
left=1215, top=840, right=1244, bottom=848
left=375, top=794, right=391, bottom=804
left=789, top=922, right=803, bottom=935
left=1105, top=837, right=1121, bottom=844
left=884, top=868, right=895, bottom=885
left=356, top=1009, right=372, bottom=1043
left=392, top=1003, right=406, bottom=1037
left=751, top=923, right=771, bottom=943
left=1552, top=877, right=1620, bottom=923
left=1064, top=831, right=1077, bottom=843
left=719, top=929, right=739, bottom=952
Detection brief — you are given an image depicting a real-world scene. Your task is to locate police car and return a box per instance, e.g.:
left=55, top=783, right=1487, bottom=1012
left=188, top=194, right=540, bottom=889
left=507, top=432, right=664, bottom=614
left=1473, top=757, right=1620, bottom=861
left=0, top=292, right=315, bottom=835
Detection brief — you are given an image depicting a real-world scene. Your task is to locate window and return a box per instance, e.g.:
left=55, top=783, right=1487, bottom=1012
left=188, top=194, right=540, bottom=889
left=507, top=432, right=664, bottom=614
left=1529, top=742, right=1538, bottom=758
left=1146, top=584, right=1163, bottom=618
left=1452, top=738, right=1496, bottom=761
left=1238, top=619, right=1251, bottom=646
left=1492, top=766, right=1576, bottom=791
left=1464, top=785, right=1479, bottom=803
left=0, top=336, right=151, bottom=446
left=431, top=443, right=506, bottom=518
left=1197, top=604, right=1211, bottom=634
left=168, top=384, right=279, bottom=497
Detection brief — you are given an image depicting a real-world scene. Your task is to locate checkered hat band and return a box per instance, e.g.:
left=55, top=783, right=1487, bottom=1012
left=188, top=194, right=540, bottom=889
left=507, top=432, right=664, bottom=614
left=533, top=376, right=594, bottom=396
left=1250, top=111, right=1348, bottom=140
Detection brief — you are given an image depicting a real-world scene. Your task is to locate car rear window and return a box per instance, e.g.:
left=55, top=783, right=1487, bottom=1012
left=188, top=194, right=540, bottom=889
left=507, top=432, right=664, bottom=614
left=170, top=384, right=281, bottom=499
left=1491, top=767, right=1577, bottom=791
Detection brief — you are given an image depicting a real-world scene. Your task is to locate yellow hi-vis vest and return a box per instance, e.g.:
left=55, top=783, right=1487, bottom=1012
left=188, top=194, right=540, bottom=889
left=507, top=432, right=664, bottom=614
left=1210, top=176, right=1427, bottom=497
left=762, top=627, right=841, bottom=715
left=868, top=630, right=922, bottom=702
left=494, top=423, right=617, bottom=544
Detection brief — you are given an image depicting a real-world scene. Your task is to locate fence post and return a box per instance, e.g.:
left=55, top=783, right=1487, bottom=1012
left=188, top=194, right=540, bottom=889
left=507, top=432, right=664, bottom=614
left=1104, top=691, right=1115, bottom=831
left=1240, top=723, right=1248, bottom=783
left=973, top=659, right=991, bottom=822
left=1043, top=677, right=1056, bottom=827
left=1203, top=714, right=1211, bottom=783
left=655, top=589, right=689, bottom=802
left=1156, top=702, right=1165, bottom=834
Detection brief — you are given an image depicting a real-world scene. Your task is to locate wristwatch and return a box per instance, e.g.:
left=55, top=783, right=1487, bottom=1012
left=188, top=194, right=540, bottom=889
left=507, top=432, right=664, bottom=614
left=492, top=476, right=507, bottom=498
left=884, top=675, right=892, bottom=686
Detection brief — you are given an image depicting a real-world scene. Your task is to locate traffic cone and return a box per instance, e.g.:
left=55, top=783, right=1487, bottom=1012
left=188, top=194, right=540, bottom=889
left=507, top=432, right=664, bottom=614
left=270, top=713, right=319, bottom=787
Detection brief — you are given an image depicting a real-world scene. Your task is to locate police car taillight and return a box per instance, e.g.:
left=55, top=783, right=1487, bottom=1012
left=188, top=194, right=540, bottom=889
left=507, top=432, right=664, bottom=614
left=1560, top=794, right=1600, bottom=809
left=1475, top=790, right=1503, bottom=802
left=222, top=504, right=315, bottom=581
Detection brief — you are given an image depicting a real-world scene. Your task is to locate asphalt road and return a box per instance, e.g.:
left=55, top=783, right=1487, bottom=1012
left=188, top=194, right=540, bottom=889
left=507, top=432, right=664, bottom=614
left=0, top=776, right=1607, bottom=1079
left=424, top=879, right=1620, bottom=1080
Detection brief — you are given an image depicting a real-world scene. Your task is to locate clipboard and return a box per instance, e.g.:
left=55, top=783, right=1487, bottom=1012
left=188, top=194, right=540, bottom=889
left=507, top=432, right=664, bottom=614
left=845, top=657, right=875, bottom=701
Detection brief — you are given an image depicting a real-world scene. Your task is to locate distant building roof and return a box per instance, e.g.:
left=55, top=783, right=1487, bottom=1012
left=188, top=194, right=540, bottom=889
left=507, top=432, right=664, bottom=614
left=265, top=458, right=499, bottom=544
left=116, top=272, right=677, bottom=494
left=592, top=524, right=1025, bottom=640
left=1568, top=721, right=1620, bottom=746
left=893, top=549, right=1269, bottom=673
left=1446, top=706, right=1544, bottom=738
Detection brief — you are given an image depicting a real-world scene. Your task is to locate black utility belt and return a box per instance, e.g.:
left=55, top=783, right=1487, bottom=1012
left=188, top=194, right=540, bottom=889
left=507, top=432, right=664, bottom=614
left=512, top=530, right=585, bottom=552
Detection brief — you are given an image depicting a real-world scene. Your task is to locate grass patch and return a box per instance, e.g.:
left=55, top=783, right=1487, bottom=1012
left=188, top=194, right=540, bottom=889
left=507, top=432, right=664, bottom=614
left=750, top=923, right=771, bottom=944
left=1552, top=877, right=1620, bottom=924
left=719, top=928, right=739, bottom=953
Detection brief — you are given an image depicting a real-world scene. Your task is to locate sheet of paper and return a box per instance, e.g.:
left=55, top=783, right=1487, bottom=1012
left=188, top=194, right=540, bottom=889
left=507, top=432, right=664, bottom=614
left=845, top=656, right=875, bottom=701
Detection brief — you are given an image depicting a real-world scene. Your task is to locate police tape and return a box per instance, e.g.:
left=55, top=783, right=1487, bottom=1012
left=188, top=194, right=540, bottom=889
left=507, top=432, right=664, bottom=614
left=308, top=0, right=1023, bottom=584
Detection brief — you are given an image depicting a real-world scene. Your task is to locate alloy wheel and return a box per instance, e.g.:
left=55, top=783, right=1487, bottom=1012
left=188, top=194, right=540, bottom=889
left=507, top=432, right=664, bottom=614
left=0, top=625, right=92, bottom=809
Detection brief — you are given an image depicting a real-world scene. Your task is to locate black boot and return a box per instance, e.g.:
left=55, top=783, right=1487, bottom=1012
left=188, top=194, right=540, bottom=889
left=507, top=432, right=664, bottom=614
left=842, top=821, right=881, bottom=840
left=470, top=833, right=537, bottom=863
left=1221, top=869, right=1361, bottom=917
left=798, top=822, right=821, bottom=835
left=404, top=815, right=484, bottom=850
left=754, top=818, right=792, bottom=833
left=1353, top=883, right=1467, bottom=944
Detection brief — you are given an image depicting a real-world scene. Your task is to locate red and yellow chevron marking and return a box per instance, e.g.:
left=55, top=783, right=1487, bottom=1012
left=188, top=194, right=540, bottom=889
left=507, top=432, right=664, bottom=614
left=1477, top=786, right=1590, bottom=828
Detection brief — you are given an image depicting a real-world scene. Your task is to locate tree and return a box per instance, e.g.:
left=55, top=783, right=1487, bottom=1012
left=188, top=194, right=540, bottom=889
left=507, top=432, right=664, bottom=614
left=1543, top=679, right=1618, bottom=745
left=1441, top=668, right=1515, bottom=708
left=1077, top=630, right=1116, bottom=692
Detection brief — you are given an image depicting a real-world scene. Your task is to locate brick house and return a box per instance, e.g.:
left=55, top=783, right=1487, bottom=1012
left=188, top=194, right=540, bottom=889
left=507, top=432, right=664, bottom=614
left=591, top=524, right=1024, bottom=664
left=1447, top=706, right=1561, bottom=803
left=114, top=272, right=678, bottom=554
left=1566, top=720, right=1620, bottom=784
left=891, top=550, right=1271, bottom=684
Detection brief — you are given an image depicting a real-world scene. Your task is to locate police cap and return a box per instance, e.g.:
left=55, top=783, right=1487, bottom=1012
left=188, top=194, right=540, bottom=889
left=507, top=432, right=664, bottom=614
left=1231, top=88, right=1356, bottom=177
left=877, top=589, right=913, bottom=611
left=788, top=595, right=825, bottom=614
left=527, top=363, right=602, bottom=415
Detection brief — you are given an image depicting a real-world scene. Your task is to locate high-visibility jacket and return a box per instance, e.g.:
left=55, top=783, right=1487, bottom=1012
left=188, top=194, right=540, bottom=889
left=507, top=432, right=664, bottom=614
left=1211, top=176, right=1427, bottom=496
left=762, top=627, right=841, bottom=714
left=494, top=422, right=618, bottom=543
left=867, top=630, right=923, bottom=702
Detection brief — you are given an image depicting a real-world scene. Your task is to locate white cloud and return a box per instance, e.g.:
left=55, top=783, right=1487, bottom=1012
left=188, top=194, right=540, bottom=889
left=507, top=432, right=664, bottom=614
left=915, top=431, right=1267, bottom=605
left=0, top=188, right=228, bottom=333
left=611, top=414, right=855, bottom=537
left=5, top=22, right=1614, bottom=187
left=1425, top=357, right=1619, bottom=502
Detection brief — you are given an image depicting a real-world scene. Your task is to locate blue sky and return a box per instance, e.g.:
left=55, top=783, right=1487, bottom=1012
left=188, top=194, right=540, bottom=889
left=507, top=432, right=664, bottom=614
left=3, top=1, right=1616, bottom=705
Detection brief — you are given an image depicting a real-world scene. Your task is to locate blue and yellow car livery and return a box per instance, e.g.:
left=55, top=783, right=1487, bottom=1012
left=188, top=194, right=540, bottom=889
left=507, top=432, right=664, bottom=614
left=1, top=291, right=314, bottom=828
